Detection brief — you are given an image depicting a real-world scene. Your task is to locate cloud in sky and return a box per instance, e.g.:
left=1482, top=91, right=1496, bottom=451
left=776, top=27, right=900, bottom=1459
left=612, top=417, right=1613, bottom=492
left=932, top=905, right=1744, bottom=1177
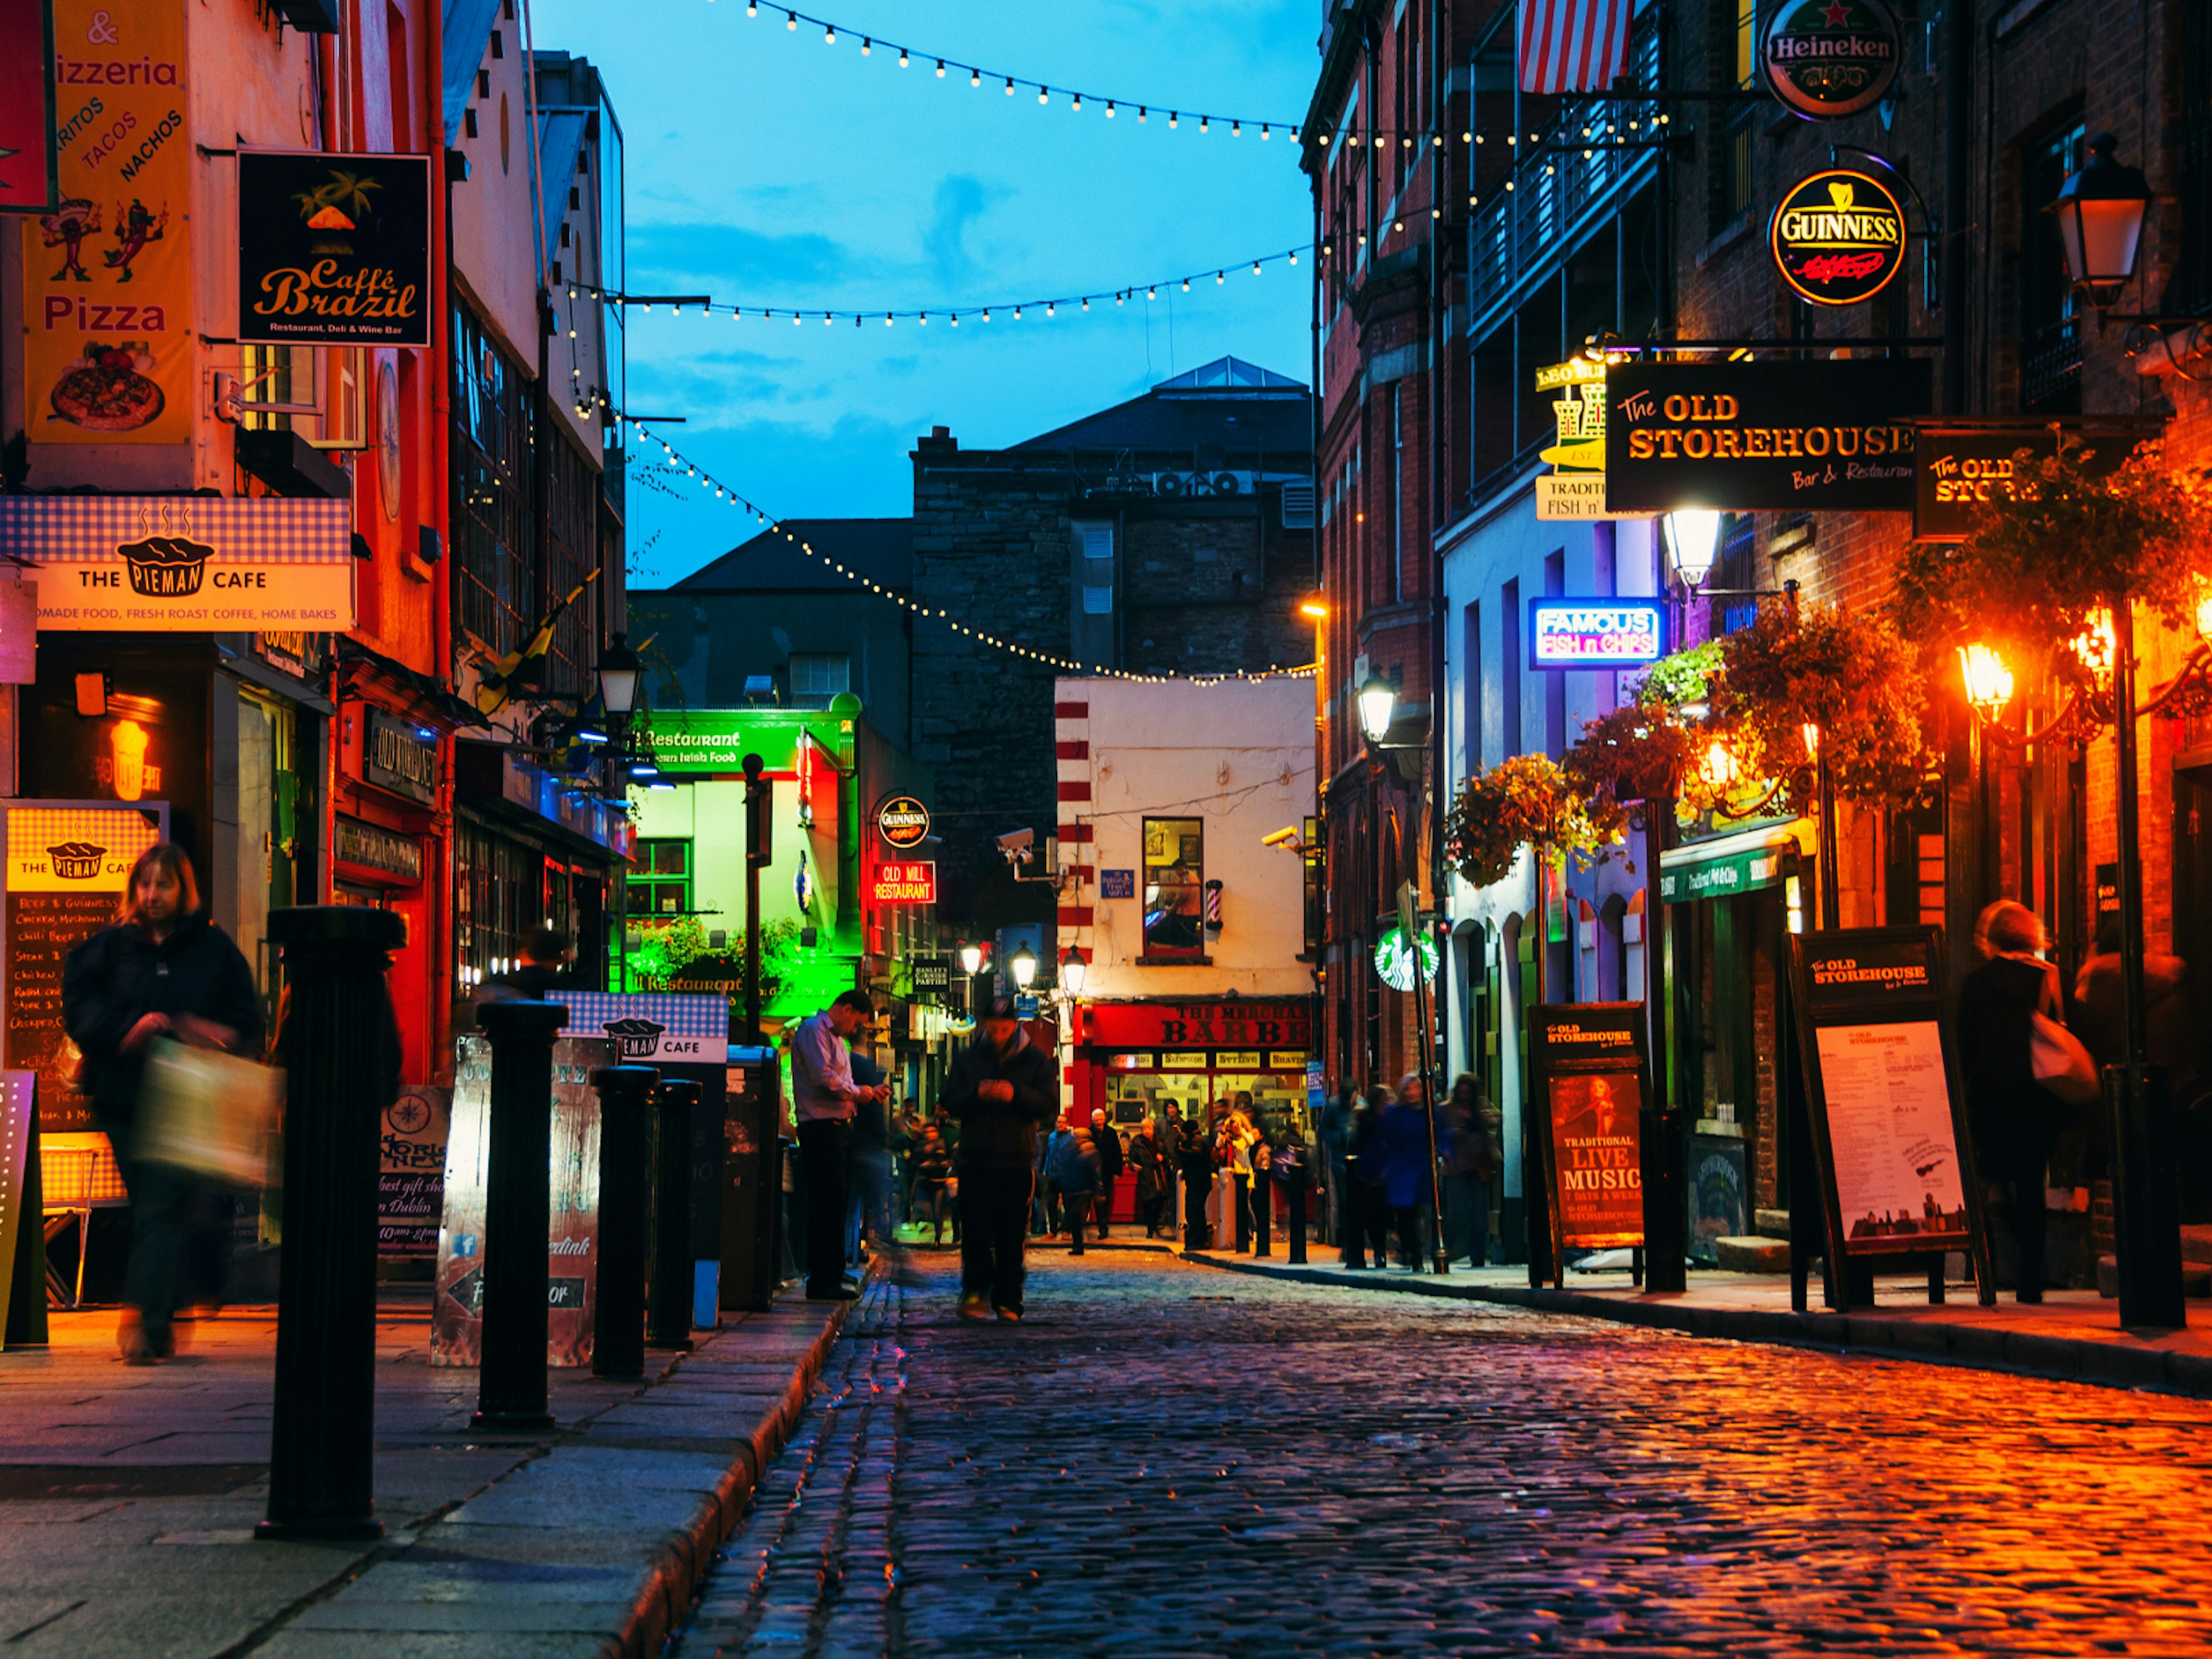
left=531, top=0, right=1315, bottom=583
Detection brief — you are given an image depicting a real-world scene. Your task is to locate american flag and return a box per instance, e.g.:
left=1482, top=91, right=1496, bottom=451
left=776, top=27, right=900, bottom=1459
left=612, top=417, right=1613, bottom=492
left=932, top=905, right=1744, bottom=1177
left=1518, top=0, right=1635, bottom=95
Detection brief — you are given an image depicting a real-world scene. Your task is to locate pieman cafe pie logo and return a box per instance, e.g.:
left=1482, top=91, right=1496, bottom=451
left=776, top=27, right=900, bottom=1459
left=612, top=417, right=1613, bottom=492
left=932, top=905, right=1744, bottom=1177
left=1770, top=169, right=1906, bottom=307
left=115, top=501, right=212, bottom=597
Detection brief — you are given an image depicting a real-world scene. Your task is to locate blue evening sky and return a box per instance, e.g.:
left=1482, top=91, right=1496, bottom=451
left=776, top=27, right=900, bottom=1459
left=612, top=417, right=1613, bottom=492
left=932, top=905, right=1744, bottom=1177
left=529, top=0, right=1319, bottom=586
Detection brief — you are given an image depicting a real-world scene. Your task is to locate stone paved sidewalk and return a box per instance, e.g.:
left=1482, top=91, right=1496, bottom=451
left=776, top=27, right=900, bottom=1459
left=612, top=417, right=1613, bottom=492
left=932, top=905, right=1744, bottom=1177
left=0, top=1286, right=846, bottom=1658
left=1185, top=1247, right=2212, bottom=1398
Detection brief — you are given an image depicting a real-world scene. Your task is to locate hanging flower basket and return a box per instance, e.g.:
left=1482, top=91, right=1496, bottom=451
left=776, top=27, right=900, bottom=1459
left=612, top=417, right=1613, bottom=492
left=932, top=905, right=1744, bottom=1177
left=1445, top=753, right=1622, bottom=889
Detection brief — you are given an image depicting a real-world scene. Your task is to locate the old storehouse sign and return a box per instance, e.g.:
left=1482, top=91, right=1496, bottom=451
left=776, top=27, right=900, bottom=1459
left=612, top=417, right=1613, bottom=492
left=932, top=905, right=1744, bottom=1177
left=1771, top=169, right=1906, bottom=306
left=1760, top=0, right=1902, bottom=120
left=237, top=150, right=431, bottom=348
left=1604, top=361, right=1931, bottom=513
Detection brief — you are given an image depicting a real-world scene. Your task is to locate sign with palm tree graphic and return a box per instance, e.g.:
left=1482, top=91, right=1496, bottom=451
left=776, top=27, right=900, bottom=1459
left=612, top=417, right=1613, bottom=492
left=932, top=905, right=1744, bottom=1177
left=237, top=149, right=431, bottom=347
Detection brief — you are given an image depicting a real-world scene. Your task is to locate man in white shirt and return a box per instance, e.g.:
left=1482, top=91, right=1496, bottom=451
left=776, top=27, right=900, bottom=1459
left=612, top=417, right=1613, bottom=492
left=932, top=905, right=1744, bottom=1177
left=791, top=990, right=885, bottom=1300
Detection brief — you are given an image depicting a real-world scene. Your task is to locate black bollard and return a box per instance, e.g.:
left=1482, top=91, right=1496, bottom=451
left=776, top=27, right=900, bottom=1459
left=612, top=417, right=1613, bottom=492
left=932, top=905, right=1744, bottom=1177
left=1288, top=1164, right=1308, bottom=1264
left=591, top=1065, right=659, bottom=1380
left=259, top=906, right=404, bottom=1541
left=1253, top=1174, right=1271, bottom=1257
left=647, top=1079, right=699, bottom=1350
left=472, top=999, right=569, bottom=1431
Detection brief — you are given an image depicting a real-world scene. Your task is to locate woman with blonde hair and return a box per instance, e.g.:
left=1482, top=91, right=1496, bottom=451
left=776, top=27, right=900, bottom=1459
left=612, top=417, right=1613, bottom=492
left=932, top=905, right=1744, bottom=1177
left=1957, top=898, right=2068, bottom=1302
left=62, top=843, right=260, bottom=1362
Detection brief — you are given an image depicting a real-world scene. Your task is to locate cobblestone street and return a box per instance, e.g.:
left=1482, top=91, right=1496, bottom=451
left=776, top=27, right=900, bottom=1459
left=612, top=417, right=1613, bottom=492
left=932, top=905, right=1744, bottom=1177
left=673, top=1251, right=2212, bottom=1657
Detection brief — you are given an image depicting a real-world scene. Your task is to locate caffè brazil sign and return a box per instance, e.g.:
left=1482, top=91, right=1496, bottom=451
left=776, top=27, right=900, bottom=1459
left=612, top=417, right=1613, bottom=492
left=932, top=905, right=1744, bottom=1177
left=1761, top=0, right=1902, bottom=120
left=1771, top=169, right=1906, bottom=306
left=1604, top=360, right=1931, bottom=513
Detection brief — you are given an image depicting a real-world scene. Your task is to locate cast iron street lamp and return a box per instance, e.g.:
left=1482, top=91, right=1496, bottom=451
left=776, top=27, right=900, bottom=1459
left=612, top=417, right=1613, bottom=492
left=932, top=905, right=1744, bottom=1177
left=1354, top=671, right=1447, bottom=1272
left=2047, top=134, right=2152, bottom=312
left=1009, top=943, right=1039, bottom=991
left=958, top=942, right=986, bottom=975
left=1059, top=946, right=1087, bottom=1000
left=1959, top=631, right=2184, bottom=1327
left=1660, top=509, right=1724, bottom=593
left=597, top=632, right=642, bottom=719
left=1356, top=672, right=1397, bottom=743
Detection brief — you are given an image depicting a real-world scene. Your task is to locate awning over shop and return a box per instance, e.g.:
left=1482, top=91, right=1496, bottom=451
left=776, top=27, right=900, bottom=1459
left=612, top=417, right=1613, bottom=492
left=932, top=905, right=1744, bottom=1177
left=1658, top=820, right=1811, bottom=904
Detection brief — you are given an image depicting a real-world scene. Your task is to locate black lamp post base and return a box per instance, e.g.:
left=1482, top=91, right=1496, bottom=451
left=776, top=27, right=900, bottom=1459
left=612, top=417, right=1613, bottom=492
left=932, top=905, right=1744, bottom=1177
left=255, top=1516, right=385, bottom=1543
left=469, top=1410, right=557, bottom=1433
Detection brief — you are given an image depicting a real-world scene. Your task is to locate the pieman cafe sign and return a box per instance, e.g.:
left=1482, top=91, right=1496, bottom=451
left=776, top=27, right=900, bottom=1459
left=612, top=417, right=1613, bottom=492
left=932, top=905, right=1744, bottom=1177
left=1761, top=0, right=1902, bottom=122
left=1771, top=169, right=1906, bottom=307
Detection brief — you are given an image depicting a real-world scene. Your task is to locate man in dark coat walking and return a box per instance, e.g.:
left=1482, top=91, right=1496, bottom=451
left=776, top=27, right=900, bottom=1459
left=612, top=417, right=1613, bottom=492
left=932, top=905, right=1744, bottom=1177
left=1087, top=1106, right=1123, bottom=1237
left=943, top=998, right=1056, bottom=1320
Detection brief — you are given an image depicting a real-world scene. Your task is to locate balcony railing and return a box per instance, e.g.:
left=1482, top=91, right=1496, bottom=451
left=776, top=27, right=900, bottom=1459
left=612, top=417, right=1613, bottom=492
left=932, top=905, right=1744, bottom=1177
left=1469, top=10, right=1662, bottom=329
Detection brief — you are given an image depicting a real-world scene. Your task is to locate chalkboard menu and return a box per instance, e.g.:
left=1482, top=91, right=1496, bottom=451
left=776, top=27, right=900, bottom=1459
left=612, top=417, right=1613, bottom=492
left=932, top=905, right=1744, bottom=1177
left=1789, top=926, right=1995, bottom=1308
left=5, top=891, right=113, bottom=1130
left=2, top=802, right=166, bottom=1132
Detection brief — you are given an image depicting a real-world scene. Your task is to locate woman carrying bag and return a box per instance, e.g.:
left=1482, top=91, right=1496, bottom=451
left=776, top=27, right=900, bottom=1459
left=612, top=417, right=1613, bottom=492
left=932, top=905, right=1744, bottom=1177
left=63, top=844, right=263, bottom=1363
left=1956, top=899, right=2084, bottom=1304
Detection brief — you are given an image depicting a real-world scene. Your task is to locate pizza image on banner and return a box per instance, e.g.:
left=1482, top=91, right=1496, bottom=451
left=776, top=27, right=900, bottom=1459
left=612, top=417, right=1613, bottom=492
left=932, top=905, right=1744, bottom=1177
left=48, top=339, right=165, bottom=433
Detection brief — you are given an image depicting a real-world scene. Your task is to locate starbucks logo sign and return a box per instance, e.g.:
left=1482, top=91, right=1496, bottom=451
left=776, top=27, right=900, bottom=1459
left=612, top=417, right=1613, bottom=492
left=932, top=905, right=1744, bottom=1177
left=1761, top=0, right=1902, bottom=121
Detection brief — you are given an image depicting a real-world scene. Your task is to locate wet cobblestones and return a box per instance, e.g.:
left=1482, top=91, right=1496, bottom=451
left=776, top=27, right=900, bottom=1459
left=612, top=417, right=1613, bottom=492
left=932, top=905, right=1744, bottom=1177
left=673, top=1252, right=2212, bottom=1656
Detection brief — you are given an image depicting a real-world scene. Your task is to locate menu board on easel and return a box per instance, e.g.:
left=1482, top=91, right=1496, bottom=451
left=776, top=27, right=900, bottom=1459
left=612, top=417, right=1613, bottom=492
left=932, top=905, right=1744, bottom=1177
left=1788, top=926, right=1994, bottom=1304
left=0, top=1073, right=33, bottom=1344
left=2, top=803, right=166, bottom=1130
left=1528, top=1003, right=1652, bottom=1270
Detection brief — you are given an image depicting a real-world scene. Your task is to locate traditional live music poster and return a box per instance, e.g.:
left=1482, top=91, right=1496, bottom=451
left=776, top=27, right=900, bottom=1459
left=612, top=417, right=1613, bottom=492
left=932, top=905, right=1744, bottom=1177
left=1789, top=926, right=1993, bottom=1302
left=431, top=1035, right=611, bottom=1368
left=2, top=802, right=165, bottom=1129
left=1529, top=1003, right=1652, bottom=1263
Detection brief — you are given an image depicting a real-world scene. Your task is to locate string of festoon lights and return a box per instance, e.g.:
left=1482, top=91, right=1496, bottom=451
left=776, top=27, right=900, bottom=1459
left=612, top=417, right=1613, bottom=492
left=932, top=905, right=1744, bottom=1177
left=560, top=243, right=1312, bottom=330
left=631, top=421, right=1315, bottom=688
left=711, top=0, right=1615, bottom=148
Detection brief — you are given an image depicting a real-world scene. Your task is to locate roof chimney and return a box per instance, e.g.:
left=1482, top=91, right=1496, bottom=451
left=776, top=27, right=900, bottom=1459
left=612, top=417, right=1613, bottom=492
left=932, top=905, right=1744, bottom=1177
left=916, top=425, right=957, bottom=453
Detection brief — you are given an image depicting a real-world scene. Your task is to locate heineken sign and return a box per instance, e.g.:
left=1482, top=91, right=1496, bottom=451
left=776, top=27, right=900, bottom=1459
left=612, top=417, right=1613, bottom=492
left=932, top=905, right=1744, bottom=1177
left=1771, top=169, right=1906, bottom=306
left=1761, top=0, right=1902, bottom=121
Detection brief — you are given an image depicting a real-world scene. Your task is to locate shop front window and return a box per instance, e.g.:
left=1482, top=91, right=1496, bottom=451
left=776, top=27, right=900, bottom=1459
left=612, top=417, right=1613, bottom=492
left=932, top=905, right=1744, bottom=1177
left=630, top=838, right=691, bottom=914
left=1143, top=816, right=1205, bottom=957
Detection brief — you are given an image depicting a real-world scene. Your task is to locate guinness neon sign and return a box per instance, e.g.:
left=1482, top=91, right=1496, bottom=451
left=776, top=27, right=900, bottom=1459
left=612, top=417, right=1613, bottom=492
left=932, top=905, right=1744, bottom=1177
left=1770, top=169, right=1906, bottom=307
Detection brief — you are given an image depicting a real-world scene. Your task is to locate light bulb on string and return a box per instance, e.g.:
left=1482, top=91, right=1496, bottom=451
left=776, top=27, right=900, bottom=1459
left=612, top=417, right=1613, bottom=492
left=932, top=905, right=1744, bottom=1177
left=1106, top=101, right=1115, bottom=118
left=785, top=9, right=794, bottom=28
left=1139, top=106, right=1147, bottom=122
left=823, top=24, right=834, bottom=43
left=900, top=48, right=908, bottom=66
left=1169, top=111, right=1178, bottom=128
left=1038, top=85, right=1048, bottom=104
left=1181, top=277, right=1190, bottom=291
left=969, top=66, right=978, bottom=85
left=1200, top=116, right=1209, bottom=132
left=1005, top=76, right=1014, bottom=94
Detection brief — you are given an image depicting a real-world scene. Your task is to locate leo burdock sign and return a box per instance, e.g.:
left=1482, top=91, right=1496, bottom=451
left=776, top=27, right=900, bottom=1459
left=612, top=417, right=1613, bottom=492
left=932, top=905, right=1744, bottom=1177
left=237, top=150, right=431, bottom=348
left=1760, top=0, right=1902, bottom=120
left=1605, top=360, right=1931, bottom=513
left=1528, top=1003, right=1652, bottom=1278
left=1788, top=926, right=1994, bottom=1310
